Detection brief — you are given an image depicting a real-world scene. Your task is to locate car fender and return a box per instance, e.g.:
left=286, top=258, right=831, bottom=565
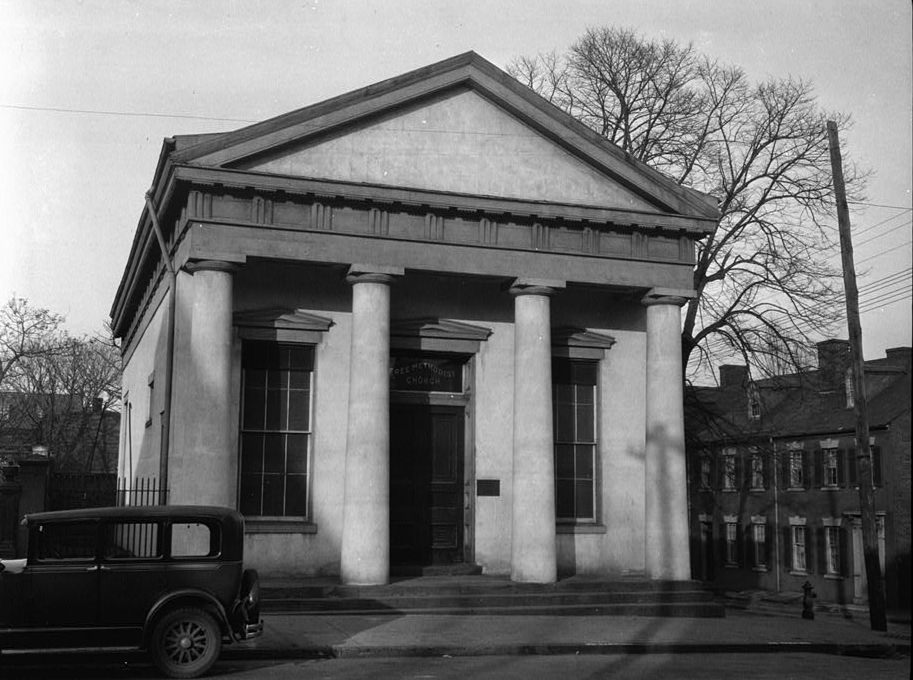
left=143, top=589, right=232, bottom=645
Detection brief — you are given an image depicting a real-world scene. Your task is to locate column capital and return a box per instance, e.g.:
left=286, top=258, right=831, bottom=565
left=346, top=264, right=404, bottom=286
left=508, top=278, right=566, bottom=297
left=641, top=287, right=695, bottom=307
left=184, top=259, right=240, bottom=275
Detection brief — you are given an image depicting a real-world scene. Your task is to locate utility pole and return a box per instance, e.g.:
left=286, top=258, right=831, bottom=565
left=826, top=121, right=887, bottom=631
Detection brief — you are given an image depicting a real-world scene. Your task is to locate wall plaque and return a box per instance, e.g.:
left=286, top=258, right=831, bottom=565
left=390, top=356, right=463, bottom=393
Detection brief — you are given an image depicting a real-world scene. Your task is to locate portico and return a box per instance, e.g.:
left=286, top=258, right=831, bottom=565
left=111, top=52, right=719, bottom=584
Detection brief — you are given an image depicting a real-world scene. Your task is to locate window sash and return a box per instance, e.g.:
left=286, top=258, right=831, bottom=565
left=825, top=526, right=841, bottom=575
left=789, top=451, right=804, bottom=487
left=792, top=526, right=807, bottom=572
left=725, top=523, right=738, bottom=564
left=240, top=342, right=313, bottom=518
left=753, top=524, right=767, bottom=567
left=553, top=360, right=597, bottom=522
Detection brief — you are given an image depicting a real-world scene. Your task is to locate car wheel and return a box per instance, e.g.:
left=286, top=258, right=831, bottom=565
left=149, top=607, right=222, bottom=679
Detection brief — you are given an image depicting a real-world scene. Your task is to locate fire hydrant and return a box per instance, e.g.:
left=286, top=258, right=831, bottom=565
left=801, top=581, right=816, bottom=620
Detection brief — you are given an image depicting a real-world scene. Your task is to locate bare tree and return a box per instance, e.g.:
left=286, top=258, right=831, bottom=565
left=0, top=297, right=121, bottom=471
left=509, top=27, right=864, bottom=383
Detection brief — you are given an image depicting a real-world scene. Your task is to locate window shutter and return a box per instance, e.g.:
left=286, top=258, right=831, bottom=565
left=813, top=450, right=824, bottom=488
left=803, top=451, right=813, bottom=490
left=872, top=447, right=883, bottom=486
left=783, top=525, right=793, bottom=569
left=780, top=451, right=790, bottom=489
left=736, top=523, right=744, bottom=567
left=763, top=452, right=772, bottom=489
left=735, top=454, right=743, bottom=491
left=766, top=521, right=774, bottom=567
left=837, top=449, right=846, bottom=487
left=848, top=448, right=858, bottom=486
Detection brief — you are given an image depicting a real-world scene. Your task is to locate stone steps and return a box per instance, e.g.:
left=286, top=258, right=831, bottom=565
left=260, top=576, right=725, bottom=618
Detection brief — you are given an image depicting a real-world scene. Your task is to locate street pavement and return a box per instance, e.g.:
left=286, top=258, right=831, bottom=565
left=221, top=601, right=910, bottom=661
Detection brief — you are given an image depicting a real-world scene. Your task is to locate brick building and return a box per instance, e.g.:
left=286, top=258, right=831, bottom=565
left=687, top=341, right=911, bottom=610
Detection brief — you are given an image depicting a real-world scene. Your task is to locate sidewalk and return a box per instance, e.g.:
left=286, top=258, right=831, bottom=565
left=224, top=606, right=911, bottom=661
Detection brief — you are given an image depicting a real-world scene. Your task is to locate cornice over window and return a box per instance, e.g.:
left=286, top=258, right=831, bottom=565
left=552, top=327, right=616, bottom=360
left=391, top=317, right=493, bottom=354
left=234, top=307, right=333, bottom=343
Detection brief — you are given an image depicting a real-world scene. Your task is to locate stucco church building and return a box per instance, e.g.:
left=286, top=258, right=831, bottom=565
left=112, top=53, right=719, bottom=584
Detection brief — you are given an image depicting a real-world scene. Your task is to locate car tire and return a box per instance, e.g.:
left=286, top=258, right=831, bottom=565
left=149, top=607, right=222, bottom=679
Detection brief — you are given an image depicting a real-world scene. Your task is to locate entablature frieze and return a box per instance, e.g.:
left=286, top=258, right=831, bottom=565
left=172, top=176, right=703, bottom=272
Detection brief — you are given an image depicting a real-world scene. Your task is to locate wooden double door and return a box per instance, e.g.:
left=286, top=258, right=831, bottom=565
left=390, top=405, right=465, bottom=567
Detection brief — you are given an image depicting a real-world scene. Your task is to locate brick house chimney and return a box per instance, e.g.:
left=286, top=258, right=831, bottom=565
left=816, top=339, right=851, bottom=392
left=719, top=364, right=749, bottom=388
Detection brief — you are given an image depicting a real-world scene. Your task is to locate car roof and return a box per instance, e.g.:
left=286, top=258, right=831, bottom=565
left=24, top=505, right=243, bottom=524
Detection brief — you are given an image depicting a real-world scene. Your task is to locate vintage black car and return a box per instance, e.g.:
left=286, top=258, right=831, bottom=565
left=0, top=505, right=262, bottom=678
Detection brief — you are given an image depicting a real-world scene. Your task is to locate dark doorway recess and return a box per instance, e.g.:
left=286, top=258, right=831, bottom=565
left=390, top=405, right=464, bottom=568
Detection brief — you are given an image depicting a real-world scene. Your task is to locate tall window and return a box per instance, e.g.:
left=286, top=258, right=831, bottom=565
left=789, top=450, right=804, bottom=488
left=722, top=449, right=737, bottom=490
left=750, top=449, right=765, bottom=489
left=699, top=453, right=712, bottom=490
left=825, top=525, right=841, bottom=575
left=791, top=523, right=807, bottom=572
left=823, top=448, right=840, bottom=487
left=752, top=521, right=767, bottom=569
left=553, top=359, right=597, bottom=522
left=239, top=342, right=313, bottom=517
left=724, top=521, right=738, bottom=565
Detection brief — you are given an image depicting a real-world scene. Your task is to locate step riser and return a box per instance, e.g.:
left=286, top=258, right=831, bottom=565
left=262, top=602, right=725, bottom=617
left=262, top=592, right=715, bottom=611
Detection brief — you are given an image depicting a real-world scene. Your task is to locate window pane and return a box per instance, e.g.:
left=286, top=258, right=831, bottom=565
left=286, top=434, right=309, bottom=473
left=239, top=474, right=262, bottom=515
left=240, top=433, right=264, bottom=474
left=285, top=474, right=308, bottom=516
left=575, top=445, right=594, bottom=479
left=106, top=522, right=161, bottom=559
left=263, top=434, right=286, bottom=474
left=554, top=395, right=574, bottom=442
left=265, top=387, right=283, bottom=430
left=555, top=444, right=575, bottom=478
left=575, top=383, right=594, bottom=405
left=37, top=522, right=96, bottom=560
left=287, top=389, right=311, bottom=430
left=261, top=475, right=285, bottom=515
left=556, top=479, right=575, bottom=517
left=575, top=480, right=594, bottom=519
left=576, top=397, right=594, bottom=441
left=172, top=522, right=215, bottom=558
left=242, top=387, right=265, bottom=429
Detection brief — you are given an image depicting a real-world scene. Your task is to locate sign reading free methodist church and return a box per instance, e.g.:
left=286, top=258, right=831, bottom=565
left=111, top=51, right=719, bottom=587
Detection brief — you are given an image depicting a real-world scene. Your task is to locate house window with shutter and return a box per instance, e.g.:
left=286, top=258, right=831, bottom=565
left=722, top=449, right=737, bottom=491
left=751, top=518, right=767, bottom=570
left=823, top=448, right=839, bottom=488
left=824, top=524, right=842, bottom=576
left=724, top=518, right=739, bottom=566
left=789, top=450, right=804, bottom=489
left=750, top=449, right=765, bottom=490
left=789, top=517, right=808, bottom=574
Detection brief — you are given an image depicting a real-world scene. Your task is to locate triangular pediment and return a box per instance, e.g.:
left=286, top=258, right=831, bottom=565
left=234, top=89, right=656, bottom=211
left=174, top=52, right=718, bottom=220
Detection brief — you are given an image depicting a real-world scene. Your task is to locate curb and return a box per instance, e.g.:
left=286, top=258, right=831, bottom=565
left=220, top=640, right=909, bottom=661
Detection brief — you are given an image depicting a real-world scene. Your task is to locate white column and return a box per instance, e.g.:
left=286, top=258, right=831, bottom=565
left=643, top=290, right=691, bottom=580
left=181, top=260, right=237, bottom=507
left=510, top=278, right=563, bottom=583
left=340, top=265, right=402, bottom=585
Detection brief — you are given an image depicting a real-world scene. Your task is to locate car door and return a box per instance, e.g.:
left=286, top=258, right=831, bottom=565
left=97, top=519, right=167, bottom=628
left=25, top=520, right=99, bottom=627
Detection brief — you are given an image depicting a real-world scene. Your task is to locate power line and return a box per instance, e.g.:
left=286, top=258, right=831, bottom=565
left=0, top=102, right=258, bottom=124
left=858, top=266, right=912, bottom=289
left=859, top=291, right=912, bottom=314
left=856, top=240, right=913, bottom=266
left=853, top=210, right=913, bottom=238
left=849, top=200, right=913, bottom=210
left=854, top=219, right=913, bottom=248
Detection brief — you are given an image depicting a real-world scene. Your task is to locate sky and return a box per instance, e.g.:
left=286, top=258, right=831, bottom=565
left=1, top=0, right=910, bottom=368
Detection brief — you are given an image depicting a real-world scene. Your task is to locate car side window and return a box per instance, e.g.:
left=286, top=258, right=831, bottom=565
left=104, top=522, right=162, bottom=560
left=35, top=522, right=97, bottom=561
left=171, top=521, right=220, bottom=558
